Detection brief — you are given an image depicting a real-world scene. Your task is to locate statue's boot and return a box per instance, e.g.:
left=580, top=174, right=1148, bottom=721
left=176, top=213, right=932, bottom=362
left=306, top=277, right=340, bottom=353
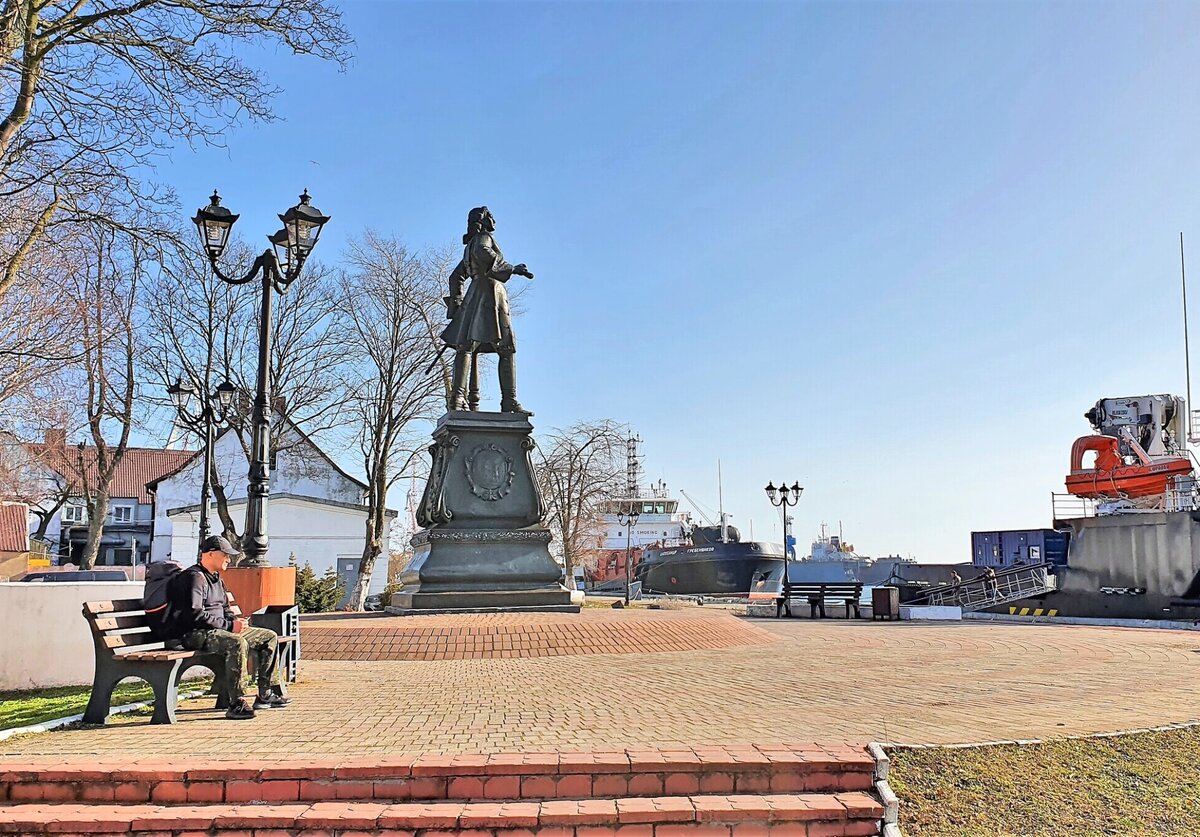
left=449, top=350, right=471, bottom=411
left=499, top=353, right=525, bottom=413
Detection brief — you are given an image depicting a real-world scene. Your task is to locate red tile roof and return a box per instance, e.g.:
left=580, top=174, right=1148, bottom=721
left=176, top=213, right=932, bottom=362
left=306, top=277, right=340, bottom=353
left=27, top=444, right=197, bottom=504
left=0, top=504, right=27, bottom=552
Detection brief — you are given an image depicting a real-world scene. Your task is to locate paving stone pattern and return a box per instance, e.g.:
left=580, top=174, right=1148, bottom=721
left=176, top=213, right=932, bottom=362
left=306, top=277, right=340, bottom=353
left=4, top=613, right=1200, bottom=758
left=299, top=611, right=780, bottom=661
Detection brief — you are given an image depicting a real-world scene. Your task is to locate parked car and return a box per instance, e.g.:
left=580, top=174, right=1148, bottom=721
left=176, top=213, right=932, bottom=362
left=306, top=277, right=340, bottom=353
left=20, top=570, right=129, bottom=582
left=364, top=593, right=384, bottom=611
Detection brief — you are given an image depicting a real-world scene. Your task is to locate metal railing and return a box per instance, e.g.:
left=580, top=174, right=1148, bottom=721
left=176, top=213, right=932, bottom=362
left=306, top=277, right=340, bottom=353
left=906, top=562, right=1055, bottom=613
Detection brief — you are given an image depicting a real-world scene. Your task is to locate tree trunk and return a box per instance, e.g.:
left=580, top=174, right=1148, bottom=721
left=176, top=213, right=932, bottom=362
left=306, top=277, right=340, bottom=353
left=351, top=475, right=387, bottom=611
left=80, top=486, right=109, bottom=569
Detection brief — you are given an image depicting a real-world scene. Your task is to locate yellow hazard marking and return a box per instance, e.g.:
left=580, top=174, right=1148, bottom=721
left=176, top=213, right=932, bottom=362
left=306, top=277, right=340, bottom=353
left=1008, top=606, right=1057, bottom=617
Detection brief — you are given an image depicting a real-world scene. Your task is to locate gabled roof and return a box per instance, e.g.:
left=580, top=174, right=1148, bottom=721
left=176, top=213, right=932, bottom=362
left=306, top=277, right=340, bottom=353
left=166, top=493, right=397, bottom=518
left=145, top=417, right=368, bottom=493
left=27, top=443, right=195, bottom=505
left=0, top=504, right=27, bottom=552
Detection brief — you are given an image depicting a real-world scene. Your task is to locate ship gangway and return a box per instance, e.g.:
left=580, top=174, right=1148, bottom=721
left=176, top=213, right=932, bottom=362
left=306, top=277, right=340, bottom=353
left=906, top=562, right=1056, bottom=612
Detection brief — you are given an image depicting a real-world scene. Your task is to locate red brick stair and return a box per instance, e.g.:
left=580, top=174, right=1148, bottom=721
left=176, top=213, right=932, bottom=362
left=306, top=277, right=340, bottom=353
left=0, top=745, right=889, bottom=835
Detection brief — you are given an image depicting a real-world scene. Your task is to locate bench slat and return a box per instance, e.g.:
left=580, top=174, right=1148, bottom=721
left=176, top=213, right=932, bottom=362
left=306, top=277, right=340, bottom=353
left=104, top=634, right=163, bottom=650
left=123, top=650, right=194, bottom=661
left=93, top=615, right=152, bottom=631
left=84, top=599, right=145, bottom=616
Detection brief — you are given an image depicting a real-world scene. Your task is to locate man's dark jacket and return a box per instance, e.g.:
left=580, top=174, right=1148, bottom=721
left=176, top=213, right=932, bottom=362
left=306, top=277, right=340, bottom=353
left=164, top=564, right=233, bottom=638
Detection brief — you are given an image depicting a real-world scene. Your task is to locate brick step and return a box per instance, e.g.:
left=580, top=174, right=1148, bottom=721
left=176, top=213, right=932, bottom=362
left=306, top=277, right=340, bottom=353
left=0, top=793, right=886, bottom=836
left=0, top=745, right=877, bottom=804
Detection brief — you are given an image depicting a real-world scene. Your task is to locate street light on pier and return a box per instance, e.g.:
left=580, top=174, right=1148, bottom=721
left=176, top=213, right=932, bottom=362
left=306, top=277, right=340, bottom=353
left=765, top=481, right=804, bottom=569
left=616, top=503, right=642, bottom=606
left=191, top=190, right=331, bottom=567
left=167, top=377, right=236, bottom=553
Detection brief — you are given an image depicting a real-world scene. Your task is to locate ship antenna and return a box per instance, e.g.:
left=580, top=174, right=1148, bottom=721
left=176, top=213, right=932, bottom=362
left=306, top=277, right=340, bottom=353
left=1183, top=232, right=1195, bottom=446
left=718, top=459, right=727, bottom=543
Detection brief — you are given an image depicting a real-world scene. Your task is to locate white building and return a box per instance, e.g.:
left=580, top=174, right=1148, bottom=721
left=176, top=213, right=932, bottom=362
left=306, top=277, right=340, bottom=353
left=148, top=422, right=396, bottom=599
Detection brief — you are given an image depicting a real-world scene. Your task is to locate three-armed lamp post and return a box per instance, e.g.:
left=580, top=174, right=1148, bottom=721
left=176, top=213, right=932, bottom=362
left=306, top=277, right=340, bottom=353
left=191, top=190, right=330, bottom=567
left=615, top=503, right=642, bottom=606
left=765, top=481, right=804, bottom=563
left=167, top=377, right=237, bottom=553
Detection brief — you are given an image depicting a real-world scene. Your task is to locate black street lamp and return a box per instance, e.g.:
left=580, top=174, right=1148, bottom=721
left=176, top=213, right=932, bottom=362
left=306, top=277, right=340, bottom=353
left=616, top=502, right=642, bottom=606
left=192, top=190, right=330, bottom=567
left=167, top=377, right=236, bottom=553
left=765, top=481, right=804, bottom=564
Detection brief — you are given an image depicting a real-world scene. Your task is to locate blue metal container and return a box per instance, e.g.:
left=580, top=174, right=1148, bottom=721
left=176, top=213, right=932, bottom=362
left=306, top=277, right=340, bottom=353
left=971, top=529, right=1068, bottom=567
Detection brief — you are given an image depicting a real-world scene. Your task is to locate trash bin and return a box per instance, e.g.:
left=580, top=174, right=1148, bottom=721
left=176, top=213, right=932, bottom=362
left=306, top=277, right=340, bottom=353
left=872, top=586, right=900, bottom=621
left=250, top=604, right=300, bottom=683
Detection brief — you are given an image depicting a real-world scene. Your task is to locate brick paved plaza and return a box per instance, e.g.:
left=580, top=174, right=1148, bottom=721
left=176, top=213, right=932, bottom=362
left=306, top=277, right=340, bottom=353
left=4, top=609, right=1200, bottom=759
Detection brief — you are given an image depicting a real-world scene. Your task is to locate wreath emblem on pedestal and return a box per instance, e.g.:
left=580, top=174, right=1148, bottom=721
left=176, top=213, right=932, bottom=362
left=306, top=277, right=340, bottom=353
left=465, top=443, right=515, bottom=501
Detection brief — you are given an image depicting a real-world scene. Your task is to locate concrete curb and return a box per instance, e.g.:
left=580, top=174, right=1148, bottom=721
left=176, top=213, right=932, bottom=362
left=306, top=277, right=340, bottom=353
left=869, top=742, right=901, bottom=836
left=0, top=688, right=208, bottom=742
left=882, top=719, right=1200, bottom=751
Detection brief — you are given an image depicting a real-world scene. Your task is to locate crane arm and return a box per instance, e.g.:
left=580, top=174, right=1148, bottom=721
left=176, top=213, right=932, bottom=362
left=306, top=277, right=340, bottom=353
left=679, top=490, right=718, bottom=526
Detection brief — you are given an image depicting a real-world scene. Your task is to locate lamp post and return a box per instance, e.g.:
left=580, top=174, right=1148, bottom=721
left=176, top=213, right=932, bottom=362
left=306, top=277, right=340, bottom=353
left=765, top=481, right=804, bottom=567
left=616, top=503, right=642, bottom=605
left=192, top=190, right=330, bottom=567
left=167, top=377, right=236, bottom=553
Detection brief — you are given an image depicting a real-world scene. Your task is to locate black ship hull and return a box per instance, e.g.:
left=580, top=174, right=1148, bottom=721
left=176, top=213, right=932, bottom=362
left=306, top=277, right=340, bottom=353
left=637, top=542, right=784, bottom=596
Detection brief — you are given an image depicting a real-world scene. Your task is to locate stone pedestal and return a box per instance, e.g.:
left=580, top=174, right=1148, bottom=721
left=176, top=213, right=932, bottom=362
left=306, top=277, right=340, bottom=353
left=223, top=566, right=296, bottom=615
left=388, top=411, right=577, bottom=614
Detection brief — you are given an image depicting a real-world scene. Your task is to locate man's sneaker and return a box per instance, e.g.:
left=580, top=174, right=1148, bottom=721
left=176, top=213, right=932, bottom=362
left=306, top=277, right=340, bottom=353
left=253, top=692, right=292, bottom=710
left=224, top=700, right=256, bottom=720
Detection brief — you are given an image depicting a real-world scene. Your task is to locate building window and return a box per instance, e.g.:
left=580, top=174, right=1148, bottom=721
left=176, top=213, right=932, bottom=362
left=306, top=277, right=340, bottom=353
left=112, top=505, right=133, bottom=523
left=62, top=505, right=86, bottom=523
left=110, top=548, right=133, bottom=566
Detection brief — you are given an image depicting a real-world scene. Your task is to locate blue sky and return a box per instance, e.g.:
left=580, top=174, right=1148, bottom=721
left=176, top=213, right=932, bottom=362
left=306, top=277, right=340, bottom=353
left=164, top=1, right=1200, bottom=562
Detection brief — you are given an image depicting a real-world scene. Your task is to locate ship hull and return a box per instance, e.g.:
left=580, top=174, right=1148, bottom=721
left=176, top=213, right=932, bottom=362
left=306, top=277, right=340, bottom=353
left=638, top=542, right=784, bottom=596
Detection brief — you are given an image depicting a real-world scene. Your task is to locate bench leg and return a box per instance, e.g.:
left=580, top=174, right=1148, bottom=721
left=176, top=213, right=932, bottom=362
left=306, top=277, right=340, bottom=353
left=819, top=600, right=827, bottom=619
left=148, top=661, right=185, bottom=724
left=83, top=671, right=119, bottom=725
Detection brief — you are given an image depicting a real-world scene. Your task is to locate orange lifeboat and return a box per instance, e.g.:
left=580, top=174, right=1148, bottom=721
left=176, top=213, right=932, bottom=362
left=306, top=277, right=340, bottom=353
left=1065, top=435, right=1194, bottom=499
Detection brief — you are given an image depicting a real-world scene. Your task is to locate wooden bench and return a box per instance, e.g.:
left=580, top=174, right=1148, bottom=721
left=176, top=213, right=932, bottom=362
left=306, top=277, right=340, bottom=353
left=82, top=595, right=293, bottom=725
left=775, top=581, right=864, bottom=619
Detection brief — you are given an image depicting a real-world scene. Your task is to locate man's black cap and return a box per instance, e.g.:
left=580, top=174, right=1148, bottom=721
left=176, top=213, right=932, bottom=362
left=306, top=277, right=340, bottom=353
left=199, top=535, right=239, bottom=557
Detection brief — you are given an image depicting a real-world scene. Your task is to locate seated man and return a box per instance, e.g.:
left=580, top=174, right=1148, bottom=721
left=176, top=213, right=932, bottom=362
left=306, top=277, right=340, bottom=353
left=166, top=535, right=290, bottom=720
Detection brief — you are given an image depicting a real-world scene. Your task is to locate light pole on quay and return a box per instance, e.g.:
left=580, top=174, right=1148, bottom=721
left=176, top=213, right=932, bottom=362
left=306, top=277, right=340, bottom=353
left=616, top=503, right=642, bottom=605
left=765, top=481, right=804, bottom=567
left=191, top=189, right=331, bottom=567
left=167, top=377, right=237, bottom=554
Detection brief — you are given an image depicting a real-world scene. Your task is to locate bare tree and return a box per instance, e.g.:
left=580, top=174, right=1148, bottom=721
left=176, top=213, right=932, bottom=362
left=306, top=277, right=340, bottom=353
left=534, top=420, right=628, bottom=582
left=337, top=233, right=448, bottom=610
left=140, top=241, right=352, bottom=550
left=0, top=0, right=352, bottom=296
left=56, top=223, right=144, bottom=568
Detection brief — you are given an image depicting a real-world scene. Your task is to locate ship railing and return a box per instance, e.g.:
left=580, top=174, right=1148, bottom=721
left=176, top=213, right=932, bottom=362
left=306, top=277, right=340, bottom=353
left=906, top=562, right=1055, bottom=612
left=1050, top=492, right=1098, bottom=521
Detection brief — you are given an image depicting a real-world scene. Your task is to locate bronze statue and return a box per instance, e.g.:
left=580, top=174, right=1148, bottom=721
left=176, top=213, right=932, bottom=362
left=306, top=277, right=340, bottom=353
left=441, top=206, right=534, bottom=412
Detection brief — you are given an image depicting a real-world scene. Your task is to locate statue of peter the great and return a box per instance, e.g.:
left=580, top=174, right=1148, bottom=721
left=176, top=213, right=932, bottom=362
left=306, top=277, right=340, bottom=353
left=441, top=206, right=534, bottom=413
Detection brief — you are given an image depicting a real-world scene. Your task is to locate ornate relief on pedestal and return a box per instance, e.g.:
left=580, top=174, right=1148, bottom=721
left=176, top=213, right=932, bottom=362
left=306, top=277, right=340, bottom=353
left=464, top=443, right=515, bottom=501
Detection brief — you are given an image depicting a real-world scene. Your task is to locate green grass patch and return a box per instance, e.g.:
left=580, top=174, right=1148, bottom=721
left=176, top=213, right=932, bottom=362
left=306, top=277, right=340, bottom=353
left=0, top=677, right=213, bottom=731
left=889, top=728, right=1200, bottom=836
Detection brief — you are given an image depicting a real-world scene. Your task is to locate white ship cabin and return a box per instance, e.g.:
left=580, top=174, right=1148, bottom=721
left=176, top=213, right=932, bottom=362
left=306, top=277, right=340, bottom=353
left=600, top=494, right=692, bottom=551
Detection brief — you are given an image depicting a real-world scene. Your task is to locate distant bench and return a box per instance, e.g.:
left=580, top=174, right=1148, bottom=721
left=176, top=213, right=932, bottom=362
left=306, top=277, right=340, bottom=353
left=775, top=581, right=864, bottom=619
left=82, top=595, right=293, bottom=725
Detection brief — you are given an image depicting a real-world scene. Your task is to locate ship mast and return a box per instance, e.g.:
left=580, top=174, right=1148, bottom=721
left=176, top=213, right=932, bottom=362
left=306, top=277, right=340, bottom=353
left=718, top=460, right=728, bottom=543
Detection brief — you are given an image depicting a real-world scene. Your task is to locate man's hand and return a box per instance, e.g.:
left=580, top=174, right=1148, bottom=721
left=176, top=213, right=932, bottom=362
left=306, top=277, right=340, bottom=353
left=232, top=616, right=249, bottom=634
left=514, top=263, right=534, bottom=279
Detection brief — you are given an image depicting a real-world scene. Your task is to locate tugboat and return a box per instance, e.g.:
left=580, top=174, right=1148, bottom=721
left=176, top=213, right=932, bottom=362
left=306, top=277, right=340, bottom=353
left=636, top=522, right=787, bottom=597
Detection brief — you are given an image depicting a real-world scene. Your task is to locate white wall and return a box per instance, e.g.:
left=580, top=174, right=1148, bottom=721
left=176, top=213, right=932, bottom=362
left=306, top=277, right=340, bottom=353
left=0, top=581, right=145, bottom=689
left=166, top=497, right=391, bottom=595
left=151, top=427, right=367, bottom=563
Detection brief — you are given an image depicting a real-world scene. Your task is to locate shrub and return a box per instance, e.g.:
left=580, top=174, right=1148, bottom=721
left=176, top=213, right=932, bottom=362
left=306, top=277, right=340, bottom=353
left=295, top=561, right=344, bottom=613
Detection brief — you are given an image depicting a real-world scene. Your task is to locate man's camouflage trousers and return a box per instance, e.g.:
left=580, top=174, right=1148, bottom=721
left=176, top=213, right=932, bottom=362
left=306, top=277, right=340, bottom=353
left=182, top=626, right=279, bottom=693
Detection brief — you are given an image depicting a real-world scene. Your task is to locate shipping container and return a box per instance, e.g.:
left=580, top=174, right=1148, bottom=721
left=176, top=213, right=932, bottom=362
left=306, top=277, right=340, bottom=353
left=971, top=528, right=1068, bottom=568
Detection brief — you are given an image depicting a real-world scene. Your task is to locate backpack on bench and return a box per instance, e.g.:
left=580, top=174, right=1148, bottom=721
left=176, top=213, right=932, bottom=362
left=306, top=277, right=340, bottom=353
left=143, top=560, right=185, bottom=648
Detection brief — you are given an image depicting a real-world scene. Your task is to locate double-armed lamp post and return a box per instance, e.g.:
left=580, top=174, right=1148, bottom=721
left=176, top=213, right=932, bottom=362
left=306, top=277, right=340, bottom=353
left=167, top=377, right=237, bottom=552
left=191, top=190, right=330, bottom=567
left=765, top=481, right=804, bottom=562
left=615, top=503, right=642, bottom=606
